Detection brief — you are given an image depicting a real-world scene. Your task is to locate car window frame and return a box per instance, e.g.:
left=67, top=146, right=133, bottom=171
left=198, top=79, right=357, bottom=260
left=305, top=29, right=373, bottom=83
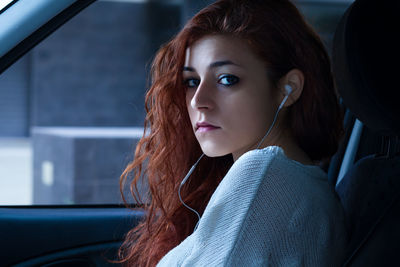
left=0, top=0, right=95, bottom=74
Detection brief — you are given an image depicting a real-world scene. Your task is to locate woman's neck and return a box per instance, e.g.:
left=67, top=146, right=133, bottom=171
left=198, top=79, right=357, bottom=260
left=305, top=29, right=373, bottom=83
left=233, top=126, right=314, bottom=166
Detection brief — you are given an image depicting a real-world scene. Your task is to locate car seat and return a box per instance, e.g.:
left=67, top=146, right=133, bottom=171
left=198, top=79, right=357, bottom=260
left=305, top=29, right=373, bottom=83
left=331, top=0, right=400, bottom=266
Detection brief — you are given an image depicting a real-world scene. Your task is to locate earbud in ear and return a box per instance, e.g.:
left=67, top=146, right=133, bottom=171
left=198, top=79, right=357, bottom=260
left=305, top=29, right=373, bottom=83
left=284, top=84, right=293, bottom=96
left=257, top=84, right=293, bottom=149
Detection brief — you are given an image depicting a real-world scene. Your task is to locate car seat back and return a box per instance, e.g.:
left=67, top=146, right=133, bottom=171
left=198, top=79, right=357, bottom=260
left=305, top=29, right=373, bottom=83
left=332, top=0, right=400, bottom=265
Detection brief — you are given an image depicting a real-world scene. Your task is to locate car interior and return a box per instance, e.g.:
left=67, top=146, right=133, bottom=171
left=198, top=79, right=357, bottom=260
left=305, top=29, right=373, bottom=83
left=0, top=0, right=398, bottom=266
left=332, top=0, right=400, bottom=265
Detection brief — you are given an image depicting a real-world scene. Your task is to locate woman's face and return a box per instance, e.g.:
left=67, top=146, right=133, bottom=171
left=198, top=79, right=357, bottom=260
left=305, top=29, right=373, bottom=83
left=184, top=34, right=281, bottom=160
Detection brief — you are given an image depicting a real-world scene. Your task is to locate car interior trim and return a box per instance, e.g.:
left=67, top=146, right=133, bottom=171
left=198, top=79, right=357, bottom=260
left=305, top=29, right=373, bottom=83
left=0, top=0, right=95, bottom=74
left=0, top=0, right=76, bottom=57
left=336, top=118, right=363, bottom=186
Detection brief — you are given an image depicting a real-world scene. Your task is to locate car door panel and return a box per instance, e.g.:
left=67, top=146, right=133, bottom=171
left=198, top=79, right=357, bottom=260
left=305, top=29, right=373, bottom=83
left=0, top=207, right=144, bottom=266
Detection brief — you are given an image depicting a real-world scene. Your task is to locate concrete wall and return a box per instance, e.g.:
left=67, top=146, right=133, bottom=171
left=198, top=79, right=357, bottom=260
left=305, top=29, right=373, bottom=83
left=32, top=127, right=146, bottom=204
left=31, top=1, right=181, bottom=128
left=0, top=54, right=30, bottom=137
left=27, top=1, right=180, bottom=204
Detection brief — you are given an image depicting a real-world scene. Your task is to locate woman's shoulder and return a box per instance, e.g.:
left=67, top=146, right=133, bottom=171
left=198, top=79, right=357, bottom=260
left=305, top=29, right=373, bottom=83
left=225, top=145, right=342, bottom=218
left=201, top=146, right=347, bottom=266
left=227, top=146, right=347, bottom=266
left=232, top=145, right=328, bottom=184
left=252, top=146, right=339, bottom=204
left=208, top=145, right=333, bottom=211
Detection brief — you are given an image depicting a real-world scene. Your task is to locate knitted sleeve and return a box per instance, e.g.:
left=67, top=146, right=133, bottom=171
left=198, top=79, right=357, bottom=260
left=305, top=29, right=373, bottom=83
left=157, top=146, right=347, bottom=267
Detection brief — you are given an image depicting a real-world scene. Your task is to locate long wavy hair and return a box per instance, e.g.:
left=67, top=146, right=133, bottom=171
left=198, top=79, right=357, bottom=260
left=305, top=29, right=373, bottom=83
left=118, top=0, right=343, bottom=266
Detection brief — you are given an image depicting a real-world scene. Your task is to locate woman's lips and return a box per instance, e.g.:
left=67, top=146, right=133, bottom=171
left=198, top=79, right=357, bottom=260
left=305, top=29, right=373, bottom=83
left=196, top=122, right=220, bottom=132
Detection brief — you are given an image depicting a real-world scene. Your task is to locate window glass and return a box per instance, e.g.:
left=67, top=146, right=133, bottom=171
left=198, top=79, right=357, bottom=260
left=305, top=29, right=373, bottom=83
left=0, top=0, right=351, bottom=205
left=0, top=0, right=180, bottom=205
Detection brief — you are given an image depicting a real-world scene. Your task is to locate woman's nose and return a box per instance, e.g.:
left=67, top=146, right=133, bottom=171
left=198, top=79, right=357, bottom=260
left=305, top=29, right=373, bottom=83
left=190, top=81, right=214, bottom=110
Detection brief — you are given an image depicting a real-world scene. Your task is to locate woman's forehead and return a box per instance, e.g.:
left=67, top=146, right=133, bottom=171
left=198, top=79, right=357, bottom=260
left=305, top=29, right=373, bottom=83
left=184, top=34, right=265, bottom=71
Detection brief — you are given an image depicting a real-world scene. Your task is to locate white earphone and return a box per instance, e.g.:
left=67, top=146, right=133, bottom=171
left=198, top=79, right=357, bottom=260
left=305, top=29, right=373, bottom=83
left=284, top=84, right=293, bottom=95
left=256, top=84, right=293, bottom=148
left=279, top=84, right=293, bottom=109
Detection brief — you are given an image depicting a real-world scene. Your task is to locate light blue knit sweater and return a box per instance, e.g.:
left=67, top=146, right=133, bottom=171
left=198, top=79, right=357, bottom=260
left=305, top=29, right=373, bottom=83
left=157, top=146, right=347, bottom=266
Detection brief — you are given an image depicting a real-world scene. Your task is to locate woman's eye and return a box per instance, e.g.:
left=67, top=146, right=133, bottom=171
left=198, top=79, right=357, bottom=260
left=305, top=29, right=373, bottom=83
left=218, top=75, right=239, bottom=86
left=184, top=78, right=200, bottom=88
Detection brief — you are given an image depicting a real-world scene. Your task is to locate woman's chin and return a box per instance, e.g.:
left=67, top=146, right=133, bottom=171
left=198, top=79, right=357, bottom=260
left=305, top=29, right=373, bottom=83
left=200, top=145, right=232, bottom=158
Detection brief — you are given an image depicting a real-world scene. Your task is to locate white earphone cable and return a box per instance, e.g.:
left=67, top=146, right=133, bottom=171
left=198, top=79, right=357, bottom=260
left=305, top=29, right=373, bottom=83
left=256, top=93, right=290, bottom=149
left=178, top=153, right=204, bottom=230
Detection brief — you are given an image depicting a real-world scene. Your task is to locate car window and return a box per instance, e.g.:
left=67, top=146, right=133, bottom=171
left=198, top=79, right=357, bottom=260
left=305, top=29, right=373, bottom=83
left=0, top=0, right=180, bottom=205
left=0, top=0, right=352, bottom=206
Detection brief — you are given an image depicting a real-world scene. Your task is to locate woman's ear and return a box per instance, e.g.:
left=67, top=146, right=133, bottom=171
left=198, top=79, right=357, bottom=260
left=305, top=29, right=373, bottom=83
left=278, top=69, right=304, bottom=107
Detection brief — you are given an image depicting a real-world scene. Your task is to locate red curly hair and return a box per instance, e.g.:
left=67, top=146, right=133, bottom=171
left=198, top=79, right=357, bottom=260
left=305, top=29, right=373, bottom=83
left=118, top=0, right=343, bottom=266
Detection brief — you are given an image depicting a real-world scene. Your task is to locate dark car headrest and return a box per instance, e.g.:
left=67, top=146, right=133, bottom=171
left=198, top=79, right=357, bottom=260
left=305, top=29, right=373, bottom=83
left=332, top=0, right=400, bottom=136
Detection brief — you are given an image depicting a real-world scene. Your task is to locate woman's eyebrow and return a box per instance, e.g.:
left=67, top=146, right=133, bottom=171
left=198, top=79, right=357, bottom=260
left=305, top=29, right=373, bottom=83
left=183, top=60, right=242, bottom=72
left=209, top=60, right=242, bottom=69
left=183, top=66, right=195, bottom=72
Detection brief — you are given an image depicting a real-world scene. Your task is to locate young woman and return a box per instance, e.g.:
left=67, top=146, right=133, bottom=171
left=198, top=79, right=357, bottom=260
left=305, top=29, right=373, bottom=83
left=119, top=0, right=348, bottom=266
